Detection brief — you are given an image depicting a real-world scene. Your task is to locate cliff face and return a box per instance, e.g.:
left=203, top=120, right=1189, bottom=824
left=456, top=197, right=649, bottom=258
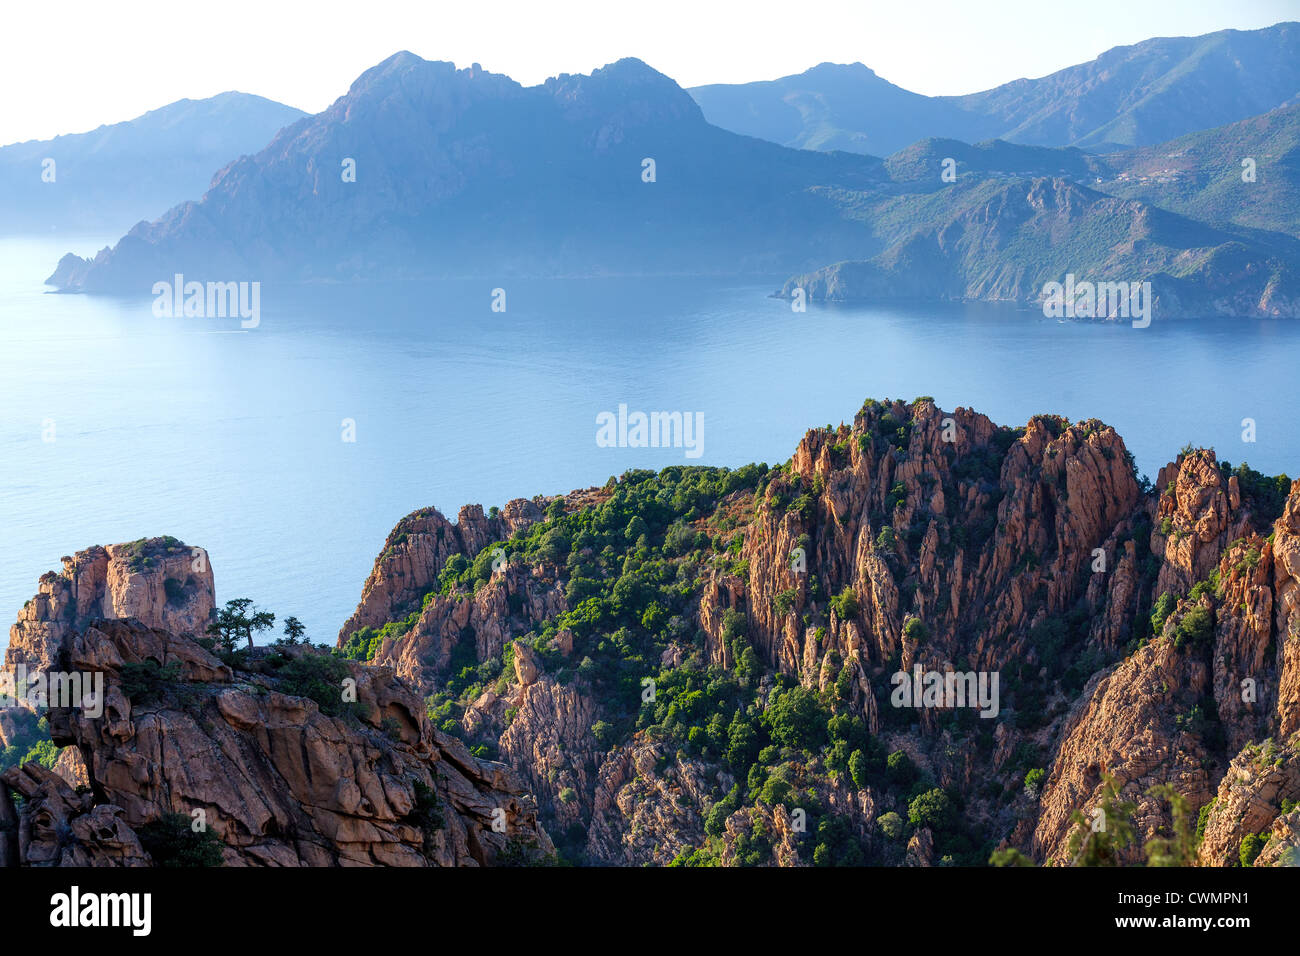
left=338, top=501, right=549, bottom=644
left=6, top=537, right=214, bottom=677
left=736, top=402, right=1140, bottom=686
left=2, top=561, right=552, bottom=868
left=1030, top=637, right=1215, bottom=864
left=1196, top=737, right=1300, bottom=866
left=341, top=398, right=1300, bottom=866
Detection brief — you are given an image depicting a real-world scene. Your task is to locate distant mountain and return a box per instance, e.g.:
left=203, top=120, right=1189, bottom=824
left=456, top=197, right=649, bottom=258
left=44, top=49, right=1300, bottom=319
left=863, top=111, right=1300, bottom=249
left=766, top=97, right=1300, bottom=318
left=0, top=93, right=306, bottom=235
left=48, top=54, right=887, bottom=291
left=962, top=23, right=1300, bottom=151
left=688, top=62, right=991, bottom=157
left=881, top=138, right=1100, bottom=186
left=1095, top=102, right=1300, bottom=244
left=779, top=176, right=1299, bottom=318
left=690, top=22, right=1300, bottom=155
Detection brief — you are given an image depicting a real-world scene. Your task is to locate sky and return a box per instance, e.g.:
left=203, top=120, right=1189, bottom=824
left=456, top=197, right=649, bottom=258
left=3, top=0, right=1298, bottom=145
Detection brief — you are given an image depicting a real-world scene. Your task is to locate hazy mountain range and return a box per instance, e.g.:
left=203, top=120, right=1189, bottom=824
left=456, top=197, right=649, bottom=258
left=690, top=22, right=1300, bottom=155
left=48, top=54, right=886, bottom=290
left=0, top=93, right=305, bottom=235
left=40, top=23, right=1300, bottom=318
left=777, top=106, right=1300, bottom=315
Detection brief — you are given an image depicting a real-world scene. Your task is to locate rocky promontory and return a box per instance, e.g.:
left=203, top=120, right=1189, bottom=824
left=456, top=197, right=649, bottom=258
left=1, top=540, right=552, bottom=867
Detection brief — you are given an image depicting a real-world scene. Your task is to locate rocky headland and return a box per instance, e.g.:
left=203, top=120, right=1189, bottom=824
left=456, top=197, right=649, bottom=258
left=5, top=399, right=1299, bottom=867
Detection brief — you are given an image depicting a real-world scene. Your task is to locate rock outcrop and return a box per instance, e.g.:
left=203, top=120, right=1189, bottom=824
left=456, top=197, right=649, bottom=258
left=1031, top=637, right=1215, bottom=864
left=1197, top=737, right=1300, bottom=866
left=338, top=500, right=549, bottom=645
left=6, top=537, right=214, bottom=678
left=3, top=573, right=553, bottom=867
left=341, top=399, right=1300, bottom=866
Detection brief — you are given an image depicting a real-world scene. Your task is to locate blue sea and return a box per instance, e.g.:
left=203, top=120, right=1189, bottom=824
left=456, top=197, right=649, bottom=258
left=2, top=234, right=1296, bottom=648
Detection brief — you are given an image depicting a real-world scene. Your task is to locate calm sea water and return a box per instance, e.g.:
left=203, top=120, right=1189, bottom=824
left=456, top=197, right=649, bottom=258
left=2, top=235, right=1297, bottom=648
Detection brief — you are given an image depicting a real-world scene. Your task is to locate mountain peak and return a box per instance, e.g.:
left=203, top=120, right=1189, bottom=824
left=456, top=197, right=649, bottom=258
left=348, top=51, right=452, bottom=90
left=805, top=61, right=876, bottom=77
left=593, top=57, right=663, bottom=79
left=547, top=56, right=680, bottom=91
left=544, top=57, right=703, bottom=126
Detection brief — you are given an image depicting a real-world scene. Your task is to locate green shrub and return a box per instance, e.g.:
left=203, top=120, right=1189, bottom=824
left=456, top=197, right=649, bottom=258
left=1196, top=798, right=1216, bottom=847
left=1173, top=606, right=1214, bottom=651
left=907, top=788, right=955, bottom=830
left=886, top=750, right=917, bottom=786
left=829, top=587, right=859, bottom=620
left=903, top=617, right=929, bottom=643
left=877, top=811, right=904, bottom=841
left=1150, top=592, right=1177, bottom=636
left=1239, top=833, right=1266, bottom=867
left=848, top=749, right=869, bottom=789
left=137, top=812, right=224, bottom=867
left=765, top=686, right=829, bottom=752
left=277, top=653, right=354, bottom=717
left=118, top=660, right=183, bottom=706
left=757, top=772, right=794, bottom=807
left=1024, top=767, right=1046, bottom=799
left=409, top=781, right=445, bottom=841
left=705, top=787, right=740, bottom=838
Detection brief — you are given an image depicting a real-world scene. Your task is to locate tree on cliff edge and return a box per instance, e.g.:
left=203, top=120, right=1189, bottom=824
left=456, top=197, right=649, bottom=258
left=207, top=597, right=276, bottom=652
left=282, top=616, right=306, bottom=644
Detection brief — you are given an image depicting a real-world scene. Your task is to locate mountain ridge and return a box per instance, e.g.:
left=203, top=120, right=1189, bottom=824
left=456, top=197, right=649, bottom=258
left=47, top=53, right=886, bottom=291
left=40, top=43, right=1300, bottom=320
left=689, top=22, right=1300, bottom=155
left=0, top=93, right=306, bottom=235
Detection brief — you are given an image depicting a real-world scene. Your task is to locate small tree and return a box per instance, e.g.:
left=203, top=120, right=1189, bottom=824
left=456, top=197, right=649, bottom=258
left=1239, top=833, right=1266, bottom=867
left=829, top=587, right=859, bottom=620
left=282, top=616, right=306, bottom=644
left=989, top=847, right=1035, bottom=867
left=1024, top=767, right=1047, bottom=799
left=903, top=617, right=930, bottom=643
left=1067, top=773, right=1136, bottom=866
left=877, top=811, right=904, bottom=841
left=848, top=749, right=869, bottom=789
left=908, top=787, right=955, bottom=830
left=886, top=749, right=917, bottom=786
left=1144, top=785, right=1198, bottom=867
left=207, top=598, right=276, bottom=652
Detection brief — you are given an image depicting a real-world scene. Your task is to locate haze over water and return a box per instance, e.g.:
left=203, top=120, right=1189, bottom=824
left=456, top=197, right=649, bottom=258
left=2, top=235, right=1295, bottom=648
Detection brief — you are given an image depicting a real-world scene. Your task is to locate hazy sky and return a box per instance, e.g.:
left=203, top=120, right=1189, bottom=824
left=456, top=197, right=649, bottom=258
left=3, top=0, right=1298, bottom=145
